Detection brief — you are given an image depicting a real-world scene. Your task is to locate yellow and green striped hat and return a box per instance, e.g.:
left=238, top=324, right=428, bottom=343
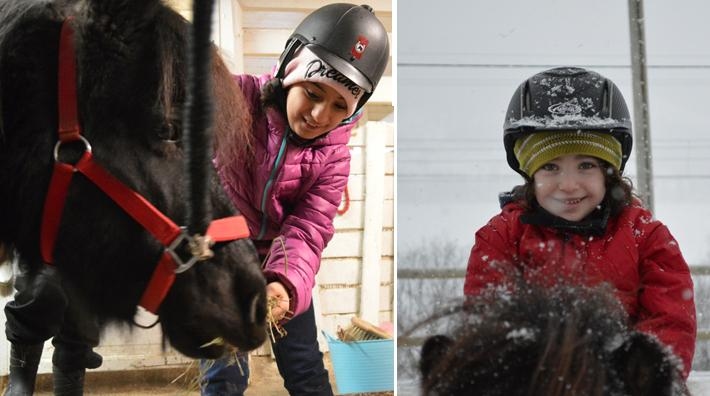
left=514, top=131, right=622, bottom=177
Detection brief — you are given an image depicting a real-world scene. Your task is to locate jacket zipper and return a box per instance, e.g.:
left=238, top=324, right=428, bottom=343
left=257, top=133, right=288, bottom=240
left=560, top=231, right=570, bottom=268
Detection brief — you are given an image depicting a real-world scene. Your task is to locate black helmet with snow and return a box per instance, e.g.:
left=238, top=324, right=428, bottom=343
left=275, top=3, right=390, bottom=113
left=503, top=67, right=633, bottom=177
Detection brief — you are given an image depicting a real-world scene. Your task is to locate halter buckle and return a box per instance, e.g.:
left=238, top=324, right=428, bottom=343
left=167, top=230, right=199, bottom=273
left=166, top=229, right=214, bottom=274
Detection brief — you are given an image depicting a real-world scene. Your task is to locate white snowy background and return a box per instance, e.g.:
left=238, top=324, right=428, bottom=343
left=396, top=0, right=710, bottom=393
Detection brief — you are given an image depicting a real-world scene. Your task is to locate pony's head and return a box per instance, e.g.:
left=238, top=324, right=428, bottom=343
left=419, top=283, right=687, bottom=396
left=0, top=0, right=265, bottom=357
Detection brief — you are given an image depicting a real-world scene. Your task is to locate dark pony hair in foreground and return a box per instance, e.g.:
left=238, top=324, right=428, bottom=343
left=418, top=282, right=688, bottom=396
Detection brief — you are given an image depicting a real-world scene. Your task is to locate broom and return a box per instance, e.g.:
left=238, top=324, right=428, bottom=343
left=338, top=317, right=391, bottom=341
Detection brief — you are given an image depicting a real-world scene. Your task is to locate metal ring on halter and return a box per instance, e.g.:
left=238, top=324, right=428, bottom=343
left=53, top=135, right=92, bottom=163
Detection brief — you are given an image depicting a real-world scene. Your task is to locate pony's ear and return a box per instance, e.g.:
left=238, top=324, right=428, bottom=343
left=612, top=332, right=680, bottom=396
left=419, top=335, right=454, bottom=381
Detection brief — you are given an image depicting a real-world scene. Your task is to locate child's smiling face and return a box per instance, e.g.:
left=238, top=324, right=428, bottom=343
left=286, top=81, right=349, bottom=140
left=533, top=154, right=606, bottom=222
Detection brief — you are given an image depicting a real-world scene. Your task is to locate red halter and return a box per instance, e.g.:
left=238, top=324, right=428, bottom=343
left=40, top=20, right=250, bottom=314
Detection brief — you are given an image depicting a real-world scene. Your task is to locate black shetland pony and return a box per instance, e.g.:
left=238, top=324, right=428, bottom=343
left=0, top=0, right=265, bottom=365
left=418, top=282, right=689, bottom=396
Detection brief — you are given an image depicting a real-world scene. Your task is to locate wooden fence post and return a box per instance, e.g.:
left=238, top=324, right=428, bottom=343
left=359, top=123, right=387, bottom=324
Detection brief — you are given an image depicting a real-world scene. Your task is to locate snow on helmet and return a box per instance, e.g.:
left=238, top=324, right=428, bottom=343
left=503, top=67, right=633, bottom=177
left=275, top=3, right=390, bottom=113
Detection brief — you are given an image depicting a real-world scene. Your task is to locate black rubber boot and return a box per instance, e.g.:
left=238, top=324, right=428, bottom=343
left=3, top=343, right=43, bottom=396
left=52, top=365, right=85, bottom=396
left=83, top=350, right=102, bottom=370
left=51, top=344, right=103, bottom=395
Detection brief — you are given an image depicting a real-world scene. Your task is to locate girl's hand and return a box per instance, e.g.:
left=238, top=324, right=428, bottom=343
left=266, top=281, right=291, bottom=322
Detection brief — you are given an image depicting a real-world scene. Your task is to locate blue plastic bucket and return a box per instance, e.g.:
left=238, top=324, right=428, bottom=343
left=323, top=331, right=394, bottom=394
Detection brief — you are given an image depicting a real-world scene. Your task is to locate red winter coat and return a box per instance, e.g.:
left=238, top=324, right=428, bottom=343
left=217, top=73, right=358, bottom=318
left=464, top=201, right=696, bottom=377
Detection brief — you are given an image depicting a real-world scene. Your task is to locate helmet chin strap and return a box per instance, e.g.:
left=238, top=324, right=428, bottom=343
left=286, top=127, right=320, bottom=147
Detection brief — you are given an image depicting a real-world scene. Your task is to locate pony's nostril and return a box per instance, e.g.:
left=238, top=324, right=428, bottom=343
left=248, top=293, right=263, bottom=325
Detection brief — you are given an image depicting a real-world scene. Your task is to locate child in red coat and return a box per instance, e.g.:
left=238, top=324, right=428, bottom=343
left=464, top=66, right=696, bottom=378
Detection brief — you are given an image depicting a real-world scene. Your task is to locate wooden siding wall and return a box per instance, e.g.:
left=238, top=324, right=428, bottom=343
left=320, top=121, right=394, bottom=336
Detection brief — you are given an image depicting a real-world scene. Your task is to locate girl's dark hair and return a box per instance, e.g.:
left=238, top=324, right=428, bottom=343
left=516, top=160, right=635, bottom=217
left=260, top=77, right=287, bottom=114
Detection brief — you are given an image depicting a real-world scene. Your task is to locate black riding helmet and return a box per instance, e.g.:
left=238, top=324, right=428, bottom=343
left=503, top=67, right=633, bottom=178
left=275, top=3, right=390, bottom=113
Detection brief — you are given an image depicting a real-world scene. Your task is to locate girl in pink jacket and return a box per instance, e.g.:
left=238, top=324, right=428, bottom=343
left=465, top=67, right=696, bottom=380
left=203, top=4, right=389, bottom=395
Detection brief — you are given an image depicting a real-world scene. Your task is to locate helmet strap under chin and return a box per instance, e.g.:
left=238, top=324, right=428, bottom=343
left=286, top=126, right=321, bottom=147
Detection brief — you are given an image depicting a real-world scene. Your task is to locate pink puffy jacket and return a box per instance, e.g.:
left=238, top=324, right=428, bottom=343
left=217, top=73, right=357, bottom=318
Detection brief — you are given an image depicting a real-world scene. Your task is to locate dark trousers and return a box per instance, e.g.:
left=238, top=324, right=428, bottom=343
left=201, top=302, right=333, bottom=396
left=4, top=265, right=100, bottom=370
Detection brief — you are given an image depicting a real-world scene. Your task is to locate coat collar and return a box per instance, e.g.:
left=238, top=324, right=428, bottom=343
left=520, top=202, right=611, bottom=236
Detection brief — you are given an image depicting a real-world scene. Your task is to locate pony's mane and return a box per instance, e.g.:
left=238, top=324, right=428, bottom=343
left=0, top=1, right=59, bottom=144
left=0, top=1, right=55, bottom=41
left=212, top=53, right=252, bottom=168
left=150, top=5, right=252, bottom=190
left=0, top=0, right=251, bottom=165
left=422, top=284, right=627, bottom=395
